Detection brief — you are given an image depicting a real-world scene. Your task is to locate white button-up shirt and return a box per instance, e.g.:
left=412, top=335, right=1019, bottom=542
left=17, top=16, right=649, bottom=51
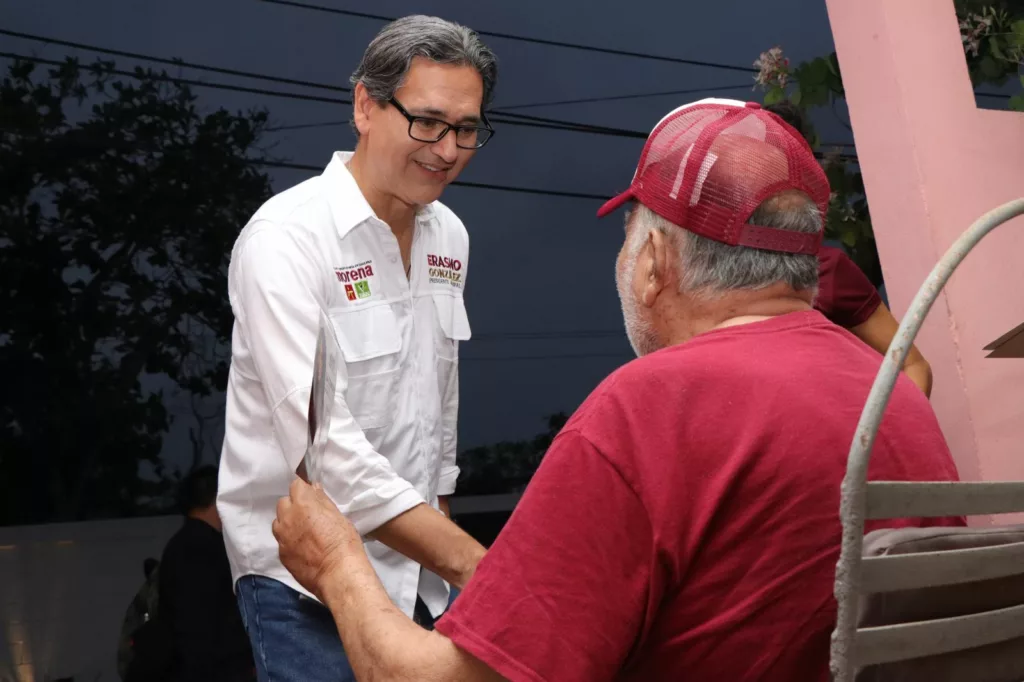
left=217, top=151, right=471, bottom=618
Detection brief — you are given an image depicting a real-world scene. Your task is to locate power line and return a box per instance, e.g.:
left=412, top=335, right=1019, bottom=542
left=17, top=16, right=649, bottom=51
left=1, top=49, right=857, bottom=161
left=0, top=50, right=644, bottom=139
left=461, top=352, right=631, bottom=362
left=0, top=29, right=739, bottom=131
left=0, top=27, right=352, bottom=94
left=6, top=24, right=1011, bottom=129
left=0, top=35, right=860, bottom=153
left=497, top=84, right=756, bottom=110
left=0, top=50, right=348, bottom=104
left=472, top=330, right=625, bottom=341
left=259, top=0, right=759, bottom=74
left=264, top=114, right=855, bottom=149
left=257, top=161, right=612, bottom=200
left=1, top=51, right=858, bottom=161
left=266, top=119, right=348, bottom=132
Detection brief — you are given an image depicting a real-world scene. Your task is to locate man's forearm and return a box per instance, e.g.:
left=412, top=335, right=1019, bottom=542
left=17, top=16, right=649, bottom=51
left=321, top=553, right=459, bottom=682
left=368, top=503, right=486, bottom=589
left=904, top=358, right=933, bottom=397
left=319, top=553, right=501, bottom=682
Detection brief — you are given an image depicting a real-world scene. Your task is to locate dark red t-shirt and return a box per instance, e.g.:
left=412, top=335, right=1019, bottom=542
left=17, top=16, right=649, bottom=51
left=816, top=244, right=882, bottom=328
left=436, top=311, right=961, bottom=682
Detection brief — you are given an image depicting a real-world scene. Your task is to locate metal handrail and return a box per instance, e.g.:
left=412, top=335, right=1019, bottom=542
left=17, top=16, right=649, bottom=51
left=829, top=198, right=1024, bottom=682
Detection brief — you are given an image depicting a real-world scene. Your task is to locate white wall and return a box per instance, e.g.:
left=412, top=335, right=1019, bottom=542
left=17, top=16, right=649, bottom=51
left=0, top=516, right=181, bottom=682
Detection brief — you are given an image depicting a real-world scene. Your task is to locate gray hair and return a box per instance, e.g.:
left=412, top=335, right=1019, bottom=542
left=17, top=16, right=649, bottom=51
left=630, top=195, right=822, bottom=297
left=349, top=15, right=498, bottom=128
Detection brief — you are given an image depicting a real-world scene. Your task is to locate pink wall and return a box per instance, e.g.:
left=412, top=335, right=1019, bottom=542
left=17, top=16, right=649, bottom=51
left=825, top=0, right=1024, bottom=493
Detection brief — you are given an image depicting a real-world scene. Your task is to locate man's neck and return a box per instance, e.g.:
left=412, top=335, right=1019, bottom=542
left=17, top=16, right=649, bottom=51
left=667, top=286, right=814, bottom=345
left=346, top=148, right=418, bottom=234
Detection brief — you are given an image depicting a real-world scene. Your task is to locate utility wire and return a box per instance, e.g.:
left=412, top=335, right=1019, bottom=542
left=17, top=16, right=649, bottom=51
left=1, top=50, right=859, bottom=161
left=496, top=84, right=756, bottom=110
left=4, top=23, right=1010, bottom=131
left=0, top=29, right=703, bottom=136
left=461, top=352, right=631, bottom=362
left=258, top=0, right=759, bottom=74
left=0, top=50, right=347, bottom=104
left=0, top=27, right=352, bottom=93
left=0, top=50, right=645, bottom=139
left=472, top=330, right=625, bottom=340
left=0, top=34, right=913, bottom=153
left=257, top=161, right=612, bottom=200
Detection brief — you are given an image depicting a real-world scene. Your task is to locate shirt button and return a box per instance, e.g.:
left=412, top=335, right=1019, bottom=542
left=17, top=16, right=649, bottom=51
left=389, top=256, right=398, bottom=263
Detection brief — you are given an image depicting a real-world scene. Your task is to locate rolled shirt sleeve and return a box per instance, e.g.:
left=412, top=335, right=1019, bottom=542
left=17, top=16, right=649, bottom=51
left=229, top=223, right=423, bottom=535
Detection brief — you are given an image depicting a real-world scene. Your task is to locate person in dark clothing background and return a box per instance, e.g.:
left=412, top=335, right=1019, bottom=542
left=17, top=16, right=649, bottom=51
left=158, top=465, right=256, bottom=682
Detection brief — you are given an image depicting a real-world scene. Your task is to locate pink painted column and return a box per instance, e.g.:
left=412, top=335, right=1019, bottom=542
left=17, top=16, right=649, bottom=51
left=825, top=0, right=1024, bottom=494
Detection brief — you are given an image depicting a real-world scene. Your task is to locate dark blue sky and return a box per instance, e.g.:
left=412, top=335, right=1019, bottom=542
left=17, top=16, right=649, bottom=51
left=6, top=0, right=853, bottom=471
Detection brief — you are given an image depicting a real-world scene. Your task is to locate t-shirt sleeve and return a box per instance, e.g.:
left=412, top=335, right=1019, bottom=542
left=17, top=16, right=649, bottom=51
left=435, top=430, right=653, bottom=682
left=816, top=245, right=882, bottom=328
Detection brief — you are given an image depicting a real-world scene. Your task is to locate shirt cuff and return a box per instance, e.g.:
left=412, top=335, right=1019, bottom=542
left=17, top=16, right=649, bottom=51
left=346, top=488, right=425, bottom=537
left=437, top=465, right=460, bottom=496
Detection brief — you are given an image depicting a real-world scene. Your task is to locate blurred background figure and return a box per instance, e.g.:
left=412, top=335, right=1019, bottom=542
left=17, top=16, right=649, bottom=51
left=116, top=557, right=161, bottom=680
left=146, top=466, right=255, bottom=682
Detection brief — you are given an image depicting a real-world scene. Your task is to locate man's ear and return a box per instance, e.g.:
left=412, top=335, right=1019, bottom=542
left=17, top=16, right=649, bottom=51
left=352, top=83, right=376, bottom=137
left=640, top=229, right=672, bottom=308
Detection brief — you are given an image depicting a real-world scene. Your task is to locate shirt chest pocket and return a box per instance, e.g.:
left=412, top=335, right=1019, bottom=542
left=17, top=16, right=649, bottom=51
left=329, top=305, right=402, bottom=431
left=431, top=294, right=471, bottom=396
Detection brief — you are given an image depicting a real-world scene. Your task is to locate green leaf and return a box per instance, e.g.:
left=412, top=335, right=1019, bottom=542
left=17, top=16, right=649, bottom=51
left=808, top=57, right=831, bottom=85
left=1010, top=93, right=1024, bottom=111
left=1011, top=20, right=1024, bottom=46
left=790, top=88, right=802, bottom=106
left=979, top=56, right=1004, bottom=80
left=802, top=83, right=830, bottom=108
left=827, top=52, right=840, bottom=77
left=990, top=38, right=1006, bottom=62
left=763, top=87, right=786, bottom=106
left=841, top=229, right=858, bottom=248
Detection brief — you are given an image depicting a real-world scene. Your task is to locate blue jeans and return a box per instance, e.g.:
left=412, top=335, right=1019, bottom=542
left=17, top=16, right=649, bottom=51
left=235, top=575, right=456, bottom=682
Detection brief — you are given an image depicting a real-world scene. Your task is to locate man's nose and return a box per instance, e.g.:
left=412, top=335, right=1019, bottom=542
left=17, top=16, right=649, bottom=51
left=431, top=131, right=459, bottom=164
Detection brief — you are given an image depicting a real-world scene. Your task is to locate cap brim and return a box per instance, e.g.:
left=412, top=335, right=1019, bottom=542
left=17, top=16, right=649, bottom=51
left=596, top=189, right=634, bottom=218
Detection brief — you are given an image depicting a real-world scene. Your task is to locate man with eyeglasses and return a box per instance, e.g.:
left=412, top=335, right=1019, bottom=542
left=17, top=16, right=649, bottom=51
left=217, top=15, right=497, bottom=681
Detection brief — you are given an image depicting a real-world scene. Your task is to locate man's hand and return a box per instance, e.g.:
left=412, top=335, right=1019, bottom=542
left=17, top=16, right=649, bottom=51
left=272, top=479, right=363, bottom=600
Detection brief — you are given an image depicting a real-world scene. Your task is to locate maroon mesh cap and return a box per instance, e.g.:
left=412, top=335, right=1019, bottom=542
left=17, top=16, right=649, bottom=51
left=597, top=98, right=830, bottom=255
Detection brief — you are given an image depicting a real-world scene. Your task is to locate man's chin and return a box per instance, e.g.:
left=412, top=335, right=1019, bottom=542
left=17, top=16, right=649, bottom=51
left=407, top=185, right=447, bottom=207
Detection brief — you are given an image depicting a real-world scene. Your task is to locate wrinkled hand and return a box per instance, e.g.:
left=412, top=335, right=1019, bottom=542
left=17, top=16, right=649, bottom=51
left=272, top=479, right=363, bottom=600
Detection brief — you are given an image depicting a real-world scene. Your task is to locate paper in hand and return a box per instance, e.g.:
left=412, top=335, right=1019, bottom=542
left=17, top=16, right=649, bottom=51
left=296, top=308, right=342, bottom=485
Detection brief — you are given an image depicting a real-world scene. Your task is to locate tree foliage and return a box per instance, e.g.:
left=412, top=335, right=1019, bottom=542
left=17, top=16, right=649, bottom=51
left=0, top=58, right=273, bottom=524
left=455, top=413, right=569, bottom=496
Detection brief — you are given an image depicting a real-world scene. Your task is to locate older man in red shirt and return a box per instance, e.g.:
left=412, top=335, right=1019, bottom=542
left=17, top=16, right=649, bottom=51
left=271, top=99, right=961, bottom=682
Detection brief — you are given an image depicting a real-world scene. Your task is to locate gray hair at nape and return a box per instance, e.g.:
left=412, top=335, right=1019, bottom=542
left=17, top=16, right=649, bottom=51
left=628, top=194, right=822, bottom=299
left=348, top=15, right=498, bottom=130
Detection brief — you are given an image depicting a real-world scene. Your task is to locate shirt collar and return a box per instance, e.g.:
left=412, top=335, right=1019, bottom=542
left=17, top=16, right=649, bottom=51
left=322, top=151, right=437, bottom=241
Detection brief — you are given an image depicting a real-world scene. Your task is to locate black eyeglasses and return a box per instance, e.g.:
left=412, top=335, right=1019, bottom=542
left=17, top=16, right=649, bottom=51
left=389, top=98, right=495, bottom=150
